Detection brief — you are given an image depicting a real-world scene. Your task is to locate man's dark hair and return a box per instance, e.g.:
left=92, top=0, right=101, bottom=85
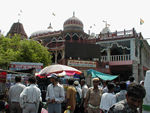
left=28, top=76, right=36, bottom=84
left=0, top=94, right=4, bottom=100
left=119, top=81, right=127, bottom=90
left=127, top=83, right=146, bottom=99
left=15, top=76, right=21, bottom=82
left=68, top=78, right=74, bottom=85
left=81, top=79, right=85, bottom=83
left=129, top=76, right=134, bottom=82
left=107, top=82, right=115, bottom=90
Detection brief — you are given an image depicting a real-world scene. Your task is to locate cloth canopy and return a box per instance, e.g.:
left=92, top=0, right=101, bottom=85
left=87, top=69, right=118, bottom=81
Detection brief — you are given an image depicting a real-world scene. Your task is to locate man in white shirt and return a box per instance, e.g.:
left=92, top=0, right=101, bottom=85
left=80, top=79, right=88, bottom=100
left=115, top=81, right=127, bottom=102
left=100, top=82, right=116, bottom=113
left=74, top=80, right=82, bottom=99
left=8, top=76, right=26, bottom=113
left=20, top=76, right=41, bottom=113
left=46, top=74, right=65, bottom=113
left=80, top=79, right=88, bottom=113
left=74, top=80, right=82, bottom=113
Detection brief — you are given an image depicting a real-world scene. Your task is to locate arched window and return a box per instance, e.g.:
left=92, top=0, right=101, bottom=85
left=65, top=35, right=71, bottom=40
left=72, top=34, right=79, bottom=40
left=57, top=52, right=62, bottom=61
left=51, top=52, right=55, bottom=63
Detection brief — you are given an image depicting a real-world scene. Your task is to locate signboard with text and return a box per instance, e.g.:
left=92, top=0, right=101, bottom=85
left=9, top=62, right=43, bottom=73
left=68, top=60, right=97, bottom=68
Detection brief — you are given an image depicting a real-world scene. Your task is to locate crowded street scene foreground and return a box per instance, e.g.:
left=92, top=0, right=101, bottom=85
left=0, top=12, right=150, bottom=113
left=0, top=64, right=150, bottom=113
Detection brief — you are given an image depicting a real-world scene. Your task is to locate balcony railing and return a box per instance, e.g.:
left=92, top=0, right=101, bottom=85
left=101, top=54, right=131, bottom=62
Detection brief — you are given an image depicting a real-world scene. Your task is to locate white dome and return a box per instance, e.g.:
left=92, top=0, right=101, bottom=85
left=30, top=29, right=52, bottom=37
left=101, top=27, right=111, bottom=34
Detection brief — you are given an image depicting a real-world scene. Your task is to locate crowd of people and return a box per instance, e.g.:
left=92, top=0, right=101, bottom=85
left=0, top=74, right=147, bottom=113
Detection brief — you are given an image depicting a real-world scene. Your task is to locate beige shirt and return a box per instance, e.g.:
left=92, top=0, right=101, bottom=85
left=8, top=83, right=26, bottom=102
left=86, top=87, right=102, bottom=106
left=66, top=85, right=76, bottom=111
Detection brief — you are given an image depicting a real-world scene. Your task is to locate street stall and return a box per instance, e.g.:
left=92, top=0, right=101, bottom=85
left=36, top=64, right=82, bottom=101
left=87, top=69, right=118, bottom=86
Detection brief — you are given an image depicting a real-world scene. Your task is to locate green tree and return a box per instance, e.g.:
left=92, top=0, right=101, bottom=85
left=0, top=35, right=52, bottom=69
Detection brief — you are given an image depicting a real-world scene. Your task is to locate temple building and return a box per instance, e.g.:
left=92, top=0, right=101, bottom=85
left=7, top=13, right=150, bottom=82
left=96, top=28, right=150, bottom=81
left=7, top=22, right=28, bottom=39
left=30, top=13, right=102, bottom=72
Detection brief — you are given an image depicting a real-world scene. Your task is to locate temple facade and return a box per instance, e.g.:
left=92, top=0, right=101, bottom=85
left=95, top=28, right=150, bottom=81
left=7, top=14, right=150, bottom=82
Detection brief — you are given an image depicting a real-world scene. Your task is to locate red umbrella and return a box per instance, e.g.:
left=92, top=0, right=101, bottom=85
left=38, top=64, right=82, bottom=77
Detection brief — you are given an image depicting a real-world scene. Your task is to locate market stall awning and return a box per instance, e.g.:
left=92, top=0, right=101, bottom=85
left=87, top=69, right=118, bottom=81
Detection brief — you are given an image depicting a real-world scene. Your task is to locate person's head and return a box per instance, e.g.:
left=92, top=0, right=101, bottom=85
left=68, top=78, right=74, bottom=85
left=103, top=80, right=109, bottom=87
left=126, top=83, right=146, bottom=110
left=140, top=80, right=144, bottom=86
left=107, top=82, right=115, bottom=92
left=74, top=80, right=79, bottom=86
left=15, top=76, right=21, bottom=83
left=92, top=77, right=100, bottom=88
left=28, top=76, right=36, bottom=84
left=119, top=81, right=127, bottom=90
left=49, top=73, right=58, bottom=84
left=0, top=94, right=5, bottom=100
left=80, top=79, right=86, bottom=86
left=129, top=76, right=134, bottom=82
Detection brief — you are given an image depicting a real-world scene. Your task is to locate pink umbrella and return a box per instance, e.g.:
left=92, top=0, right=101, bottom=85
left=38, top=64, right=82, bottom=77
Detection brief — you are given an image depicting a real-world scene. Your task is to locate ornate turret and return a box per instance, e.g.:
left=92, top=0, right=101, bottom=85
left=101, top=20, right=111, bottom=34
left=63, top=12, right=84, bottom=31
left=7, top=22, right=28, bottom=39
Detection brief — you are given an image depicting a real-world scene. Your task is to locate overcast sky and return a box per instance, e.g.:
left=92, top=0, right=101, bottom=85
left=0, top=0, right=150, bottom=43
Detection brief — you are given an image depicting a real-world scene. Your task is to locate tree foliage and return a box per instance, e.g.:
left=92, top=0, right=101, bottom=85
left=0, top=35, right=52, bottom=69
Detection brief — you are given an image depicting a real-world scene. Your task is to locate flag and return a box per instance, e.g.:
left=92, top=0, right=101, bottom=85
left=107, top=24, right=110, bottom=27
left=20, top=10, right=23, bottom=13
left=140, top=18, right=144, bottom=25
left=52, top=12, right=56, bottom=16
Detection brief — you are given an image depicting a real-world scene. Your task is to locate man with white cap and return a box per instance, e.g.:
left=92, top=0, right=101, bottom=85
left=74, top=80, right=82, bottom=113
left=46, top=73, right=65, bottom=113
left=74, top=80, right=82, bottom=99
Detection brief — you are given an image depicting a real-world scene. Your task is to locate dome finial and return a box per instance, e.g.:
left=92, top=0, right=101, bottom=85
left=47, top=22, right=53, bottom=29
left=73, top=11, right=75, bottom=17
left=102, top=20, right=110, bottom=27
left=18, top=10, right=23, bottom=22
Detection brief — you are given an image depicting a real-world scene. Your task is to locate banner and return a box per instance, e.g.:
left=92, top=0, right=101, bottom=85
left=0, top=72, right=7, bottom=83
